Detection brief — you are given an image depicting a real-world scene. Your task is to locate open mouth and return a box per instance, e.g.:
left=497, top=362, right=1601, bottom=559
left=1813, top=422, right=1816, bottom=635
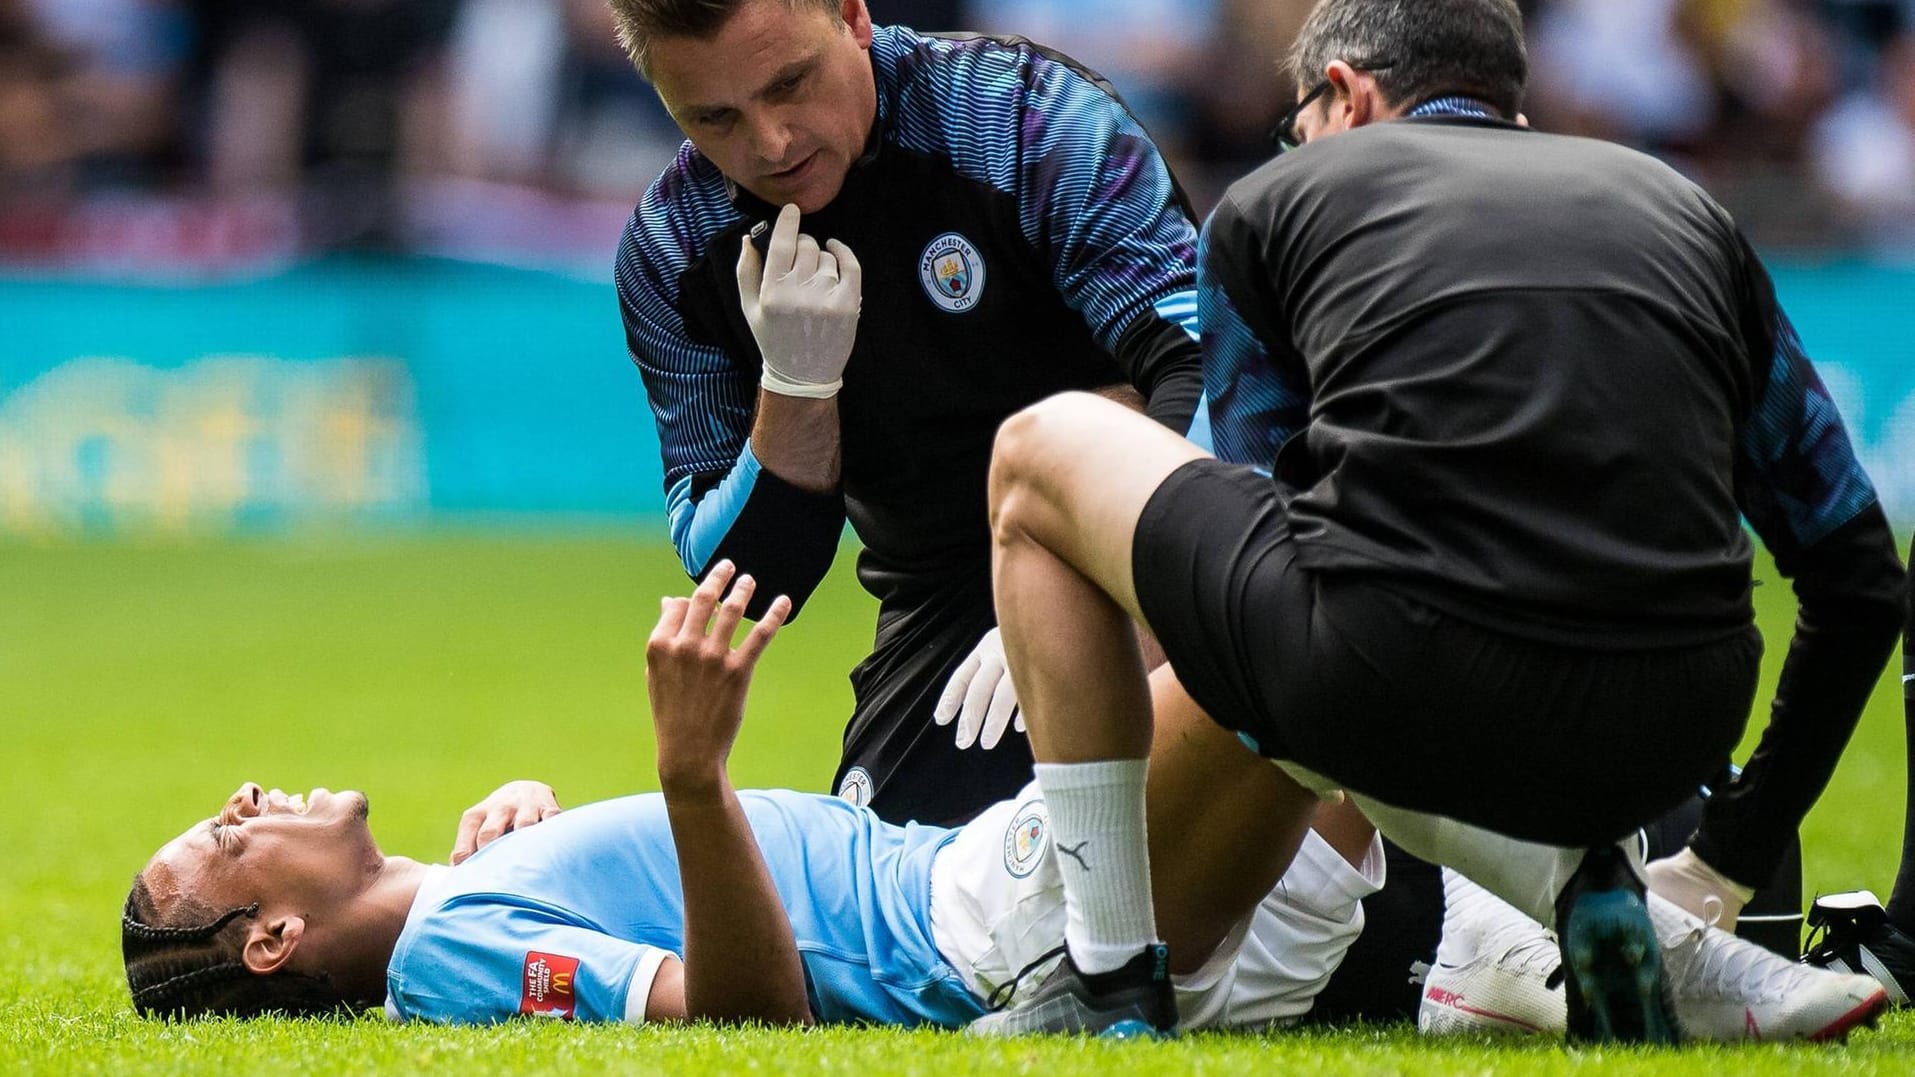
left=267, top=788, right=322, bottom=815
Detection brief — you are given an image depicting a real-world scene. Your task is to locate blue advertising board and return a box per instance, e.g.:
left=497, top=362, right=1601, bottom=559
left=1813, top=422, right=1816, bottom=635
left=1, top=257, right=1910, bottom=535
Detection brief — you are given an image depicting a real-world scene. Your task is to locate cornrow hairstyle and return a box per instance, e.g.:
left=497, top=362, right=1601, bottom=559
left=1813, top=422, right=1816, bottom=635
left=122, top=875, right=369, bottom=1020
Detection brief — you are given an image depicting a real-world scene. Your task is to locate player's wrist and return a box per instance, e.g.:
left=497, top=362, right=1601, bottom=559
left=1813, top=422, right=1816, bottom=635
left=760, top=366, right=842, bottom=399
left=1646, top=846, right=1754, bottom=929
left=657, top=759, right=731, bottom=801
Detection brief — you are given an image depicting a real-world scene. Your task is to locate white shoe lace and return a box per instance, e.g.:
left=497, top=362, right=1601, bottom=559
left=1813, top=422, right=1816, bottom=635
left=1652, top=899, right=1806, bottom=1005
left=1696, top=894, right=1725, bottom=929
left=1481, top=927, right=1563, bottom=979
left=1646, top=848, right=1751, bottom=932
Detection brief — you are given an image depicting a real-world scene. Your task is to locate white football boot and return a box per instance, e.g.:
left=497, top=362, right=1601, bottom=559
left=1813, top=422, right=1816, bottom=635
left=1647, top=892, right=1889, bottom=1041
left=1418, top=869, right=1891, bottom=1041
left=1418, top=868, right=1567, bottom=1036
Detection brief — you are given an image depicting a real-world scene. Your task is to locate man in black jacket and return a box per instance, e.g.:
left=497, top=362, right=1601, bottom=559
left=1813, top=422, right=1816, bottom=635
left=972, top=0, right=1905, bottom=1042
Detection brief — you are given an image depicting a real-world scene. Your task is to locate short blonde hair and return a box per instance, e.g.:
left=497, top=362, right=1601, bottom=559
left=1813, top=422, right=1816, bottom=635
left=607, top=0, right=842, bottom=78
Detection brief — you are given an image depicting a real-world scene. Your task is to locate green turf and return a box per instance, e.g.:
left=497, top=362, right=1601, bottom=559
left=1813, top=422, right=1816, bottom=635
left=2, top=534, right=1910, bottom=1074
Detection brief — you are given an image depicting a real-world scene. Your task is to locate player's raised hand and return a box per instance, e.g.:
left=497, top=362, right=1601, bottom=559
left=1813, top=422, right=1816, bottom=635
left=736, top=202, right=862, bottom=399
left=647, top=560, right=792, bottom=794
left=933, top=627, right=1024, bottom=750
left=450, top=780, right=563, bottom=865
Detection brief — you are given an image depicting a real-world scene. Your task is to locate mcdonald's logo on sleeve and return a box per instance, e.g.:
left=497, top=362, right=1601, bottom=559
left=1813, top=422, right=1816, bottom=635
left=520, top=951, right=582, bottom=1019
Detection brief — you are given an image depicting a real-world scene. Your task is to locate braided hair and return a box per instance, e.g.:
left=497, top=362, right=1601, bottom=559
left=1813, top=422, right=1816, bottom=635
left=121, top=874, right=371, bottom=1019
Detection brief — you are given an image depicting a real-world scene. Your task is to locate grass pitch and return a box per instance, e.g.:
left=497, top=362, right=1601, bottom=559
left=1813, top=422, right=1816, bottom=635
left=3, top=533, right=1911, bottom=1074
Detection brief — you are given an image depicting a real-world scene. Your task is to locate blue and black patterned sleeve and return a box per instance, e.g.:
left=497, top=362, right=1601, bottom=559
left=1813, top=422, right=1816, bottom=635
left=1013, top=51, right=1203, bottom=432
left=1198, top=197, right=1311, bottom=470
left=900, top=37, right=1202, bottom=434
left=616, top=160, right=753, bottom=498
left=615, top=157, right=845, bottom=615
left=1733, top=308, right=1879, bottom=559
left=1690, top=236, right=1905, bottom=887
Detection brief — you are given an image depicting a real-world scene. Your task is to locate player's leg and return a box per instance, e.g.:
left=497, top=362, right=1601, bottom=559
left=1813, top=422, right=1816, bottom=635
left=938, top=751, right=1377, bottom=1034
left=1315, top=787, right=1800, bottom=1028
left=985, top=390, right=1584, bottom=1033
left=1174, top=807, right=1386, bottom=1030
left=988, top=391, right=1205, bottom=763
left=1307, top=837, right=1445, bottom=1023
left=1333, top=794, right=1589, bottom=930
left=934, top=673, right=1369, bottom=1026
left=1140, top=665, right=1322, bottom=971
left=1412, top=785, right=1808, bottom=1032
left=976, top=392, right=1324, bottom=1035
left=1421, top=866, right=1889, bottom=1041
left=986, top=392, right=1211, bottom=980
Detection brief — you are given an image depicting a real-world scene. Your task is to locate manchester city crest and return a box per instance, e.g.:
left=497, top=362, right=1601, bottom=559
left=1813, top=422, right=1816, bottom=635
left=1002, top=799, right=1049, bottom=878
left=919, top=232, right=986, bottom=313
left=837, top=766, right=874, bottom=807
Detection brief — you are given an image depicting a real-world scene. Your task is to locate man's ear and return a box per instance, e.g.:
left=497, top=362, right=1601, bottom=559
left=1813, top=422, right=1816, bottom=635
left=842, top=0, right=873, bottom=47
left=1322, top=61, right=1378, bottom=130
left=242, top=915, right=305, bottom=976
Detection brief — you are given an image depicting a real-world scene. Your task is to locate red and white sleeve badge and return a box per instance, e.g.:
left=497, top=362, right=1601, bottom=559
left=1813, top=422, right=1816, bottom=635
left=520, top=951, right=582, bottom=1019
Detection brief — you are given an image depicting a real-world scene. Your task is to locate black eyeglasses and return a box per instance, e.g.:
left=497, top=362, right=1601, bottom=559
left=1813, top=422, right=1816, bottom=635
left=1270, top=61, right=1396, bottom=151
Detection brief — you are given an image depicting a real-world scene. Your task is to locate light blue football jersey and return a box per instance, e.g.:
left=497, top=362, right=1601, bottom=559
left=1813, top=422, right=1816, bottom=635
left=384, top=790, right=984, bottom=1027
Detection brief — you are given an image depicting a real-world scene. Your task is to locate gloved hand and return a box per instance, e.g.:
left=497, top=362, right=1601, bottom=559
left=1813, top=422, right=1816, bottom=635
left=933, top=627, right=1025, bottom=749
left=1646, top=846, right=1754, bottom=930
left=736, top=202, right=862, bottom=398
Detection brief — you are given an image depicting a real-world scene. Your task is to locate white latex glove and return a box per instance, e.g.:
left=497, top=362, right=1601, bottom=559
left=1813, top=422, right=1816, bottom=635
left=1645, top=846, right=1754, bottom=930
left=932, top=627, right=1025, bottom=749
left=736, top=202, right=861, bottom=398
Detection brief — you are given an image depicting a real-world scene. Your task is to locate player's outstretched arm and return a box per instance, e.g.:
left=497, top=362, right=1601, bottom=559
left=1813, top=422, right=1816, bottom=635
left=645, top=561, right=808, bottom=1024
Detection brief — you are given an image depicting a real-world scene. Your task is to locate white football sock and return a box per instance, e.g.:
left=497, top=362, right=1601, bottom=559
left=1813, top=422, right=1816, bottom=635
left=1437, top=867, right=1504, bottom=965
left=1034, top=758, right=1158, bottom=975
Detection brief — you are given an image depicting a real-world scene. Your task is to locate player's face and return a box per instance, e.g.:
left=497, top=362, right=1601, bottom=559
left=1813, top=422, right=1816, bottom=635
left=648, top=0, right=878, bottom=212
left=143, top=783, right=382, bottom=923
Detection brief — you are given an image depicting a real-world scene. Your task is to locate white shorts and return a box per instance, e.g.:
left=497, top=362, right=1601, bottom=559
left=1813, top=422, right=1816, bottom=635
left=928, top=782, right=1386, bottom=1029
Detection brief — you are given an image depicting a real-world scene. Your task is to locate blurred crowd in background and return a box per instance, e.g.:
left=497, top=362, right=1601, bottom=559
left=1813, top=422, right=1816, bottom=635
left=3, top=0, right=1913, bottom=271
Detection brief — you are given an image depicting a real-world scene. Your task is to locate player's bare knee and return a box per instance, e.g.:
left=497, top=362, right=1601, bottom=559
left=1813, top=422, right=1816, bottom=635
left=991, top=393, right=1108, bottom=541
left=991, top=398, right=1071, bottom=522
left=987, top=460, right=1042, bottom=553
left=988, top=410, right=1038, bottom=513
left=993, top=391, right=1098, bottom=475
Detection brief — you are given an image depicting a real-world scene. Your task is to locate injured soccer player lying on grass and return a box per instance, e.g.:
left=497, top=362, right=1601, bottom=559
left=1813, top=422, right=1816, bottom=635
left=120, top=564, right=1386, bottom=1031
left=120, top=567, right=1877, bottom=1038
